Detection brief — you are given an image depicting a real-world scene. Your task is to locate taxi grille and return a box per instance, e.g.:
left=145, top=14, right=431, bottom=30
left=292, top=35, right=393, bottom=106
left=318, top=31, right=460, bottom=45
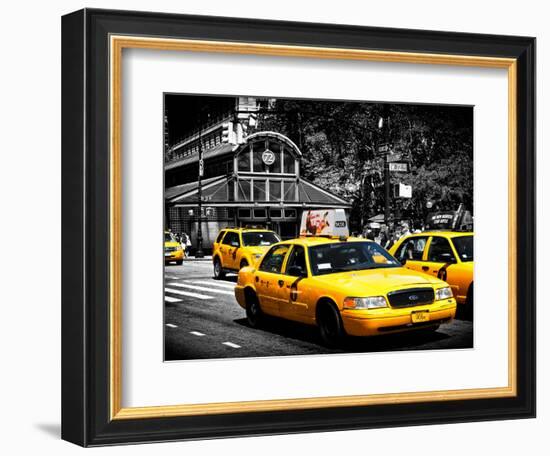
left=387, top=288, right=434, bottom=308
left=165, top=246, right=178, bottom=252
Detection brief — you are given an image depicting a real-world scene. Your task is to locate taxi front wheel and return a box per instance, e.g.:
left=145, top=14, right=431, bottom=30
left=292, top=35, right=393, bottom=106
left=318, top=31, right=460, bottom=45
left=317, top=302, right=345, bottom=348
left=213, top=258, right=225, bottom=279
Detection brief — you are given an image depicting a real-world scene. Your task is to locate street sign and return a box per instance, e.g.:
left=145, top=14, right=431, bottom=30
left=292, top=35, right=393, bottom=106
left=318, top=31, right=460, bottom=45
left=387, top=153, right=403, bottom=163
left=198, top=158, right=204, bottom=177
left=398, top=183, right=412, bottom=198
left=393, top=183, right=412, bottom=198
left=389, top=162, right=408, bottom=172
left=377, top=144, right=390, bottom=153
left=262, top=149, right=276, bottom=165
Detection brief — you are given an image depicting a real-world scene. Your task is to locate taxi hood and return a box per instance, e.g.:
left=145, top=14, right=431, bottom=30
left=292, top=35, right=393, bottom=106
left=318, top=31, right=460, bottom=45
left=312, top=267, right=441, bottom=295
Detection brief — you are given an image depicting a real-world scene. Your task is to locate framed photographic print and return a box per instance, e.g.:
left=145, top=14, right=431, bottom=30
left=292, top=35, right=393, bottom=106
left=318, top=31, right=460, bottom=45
left=61, top=8, right=536, bottom=446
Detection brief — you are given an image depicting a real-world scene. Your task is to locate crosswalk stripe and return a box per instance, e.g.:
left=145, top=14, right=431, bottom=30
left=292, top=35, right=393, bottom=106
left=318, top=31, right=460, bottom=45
left=164, top=287, right=212, bottom=300
left=189, top=331, right=206, bottom=337
left=164, top=296, right=182, bottom=303
left=165, top=323, right=178, bottom=328
left=222, top=342, right=241, bottom=349
left=191, top=280, right=236, bottom=290
left=165, top=275, right=179, bottom=279
left=167, top=282, right=234, bottom=296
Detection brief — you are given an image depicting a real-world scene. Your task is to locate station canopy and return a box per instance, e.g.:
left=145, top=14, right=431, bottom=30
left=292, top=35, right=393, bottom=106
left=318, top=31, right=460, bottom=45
left=165, top=175, right=351, bottom=208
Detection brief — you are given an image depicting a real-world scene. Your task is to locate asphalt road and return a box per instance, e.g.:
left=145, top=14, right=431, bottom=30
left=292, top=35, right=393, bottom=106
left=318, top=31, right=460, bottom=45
left=164, top=259, right=473, bottom=361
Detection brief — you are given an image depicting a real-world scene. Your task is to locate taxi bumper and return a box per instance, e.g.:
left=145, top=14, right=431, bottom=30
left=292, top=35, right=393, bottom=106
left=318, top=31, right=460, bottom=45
left=341, top=299, right=457, bottom=337
left=234, top=285, right=247, bottom=310
left=164, top=250, right=184, bottom=262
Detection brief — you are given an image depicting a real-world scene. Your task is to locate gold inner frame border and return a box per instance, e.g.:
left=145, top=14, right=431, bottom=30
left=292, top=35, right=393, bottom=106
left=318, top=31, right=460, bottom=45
left=109, top=35, right=517, bottom=420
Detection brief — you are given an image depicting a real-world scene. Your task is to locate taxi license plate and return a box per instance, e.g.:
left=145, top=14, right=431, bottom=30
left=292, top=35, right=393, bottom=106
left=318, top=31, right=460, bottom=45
left=411, top=311, right=429, bottom=323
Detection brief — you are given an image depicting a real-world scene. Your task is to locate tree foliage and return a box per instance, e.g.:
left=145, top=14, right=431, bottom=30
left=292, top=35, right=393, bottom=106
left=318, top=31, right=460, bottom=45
left=252, top=99, right=473, bottom=232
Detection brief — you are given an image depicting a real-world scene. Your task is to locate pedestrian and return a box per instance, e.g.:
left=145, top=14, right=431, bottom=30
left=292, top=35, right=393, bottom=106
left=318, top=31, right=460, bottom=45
left=184, top=232, right=192, bottom=256
left=180, top=232, right=190, bottom=258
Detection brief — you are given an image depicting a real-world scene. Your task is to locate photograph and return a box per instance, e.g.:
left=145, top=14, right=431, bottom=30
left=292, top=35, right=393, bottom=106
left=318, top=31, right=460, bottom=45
left=163, top=94, right=474, bottom=360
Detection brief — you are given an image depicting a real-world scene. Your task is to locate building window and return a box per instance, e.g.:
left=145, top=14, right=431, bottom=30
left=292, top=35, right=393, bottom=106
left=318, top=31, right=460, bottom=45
left=228, top=180, right=235, bottom=201
left=284, top=209, right=297, bottom=219
left=269, top=180, right=282, bottom=201
left=253, top=208, right=267, bottom=219
left=267, top=142, right=281, bottom=173
left=283, top=181, right=297, bottom=201
left=238, top=208, right=251, bottom=219
left=283, top=148, right=295, bottom=174
left=238, top=145, right=251, bottom=172
left=252, top=143, right=264, bottom=172
left=270, top=208, right=283, bottom=219
left=253, top=179, right=266, bottom=201
left=237, top=179, right=251, bottom=201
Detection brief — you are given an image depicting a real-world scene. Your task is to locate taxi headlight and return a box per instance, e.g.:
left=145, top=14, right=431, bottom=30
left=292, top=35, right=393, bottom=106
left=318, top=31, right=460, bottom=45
left=435, top=287, right=453, bottom=301
left=343, top=296, right=387, bottom=310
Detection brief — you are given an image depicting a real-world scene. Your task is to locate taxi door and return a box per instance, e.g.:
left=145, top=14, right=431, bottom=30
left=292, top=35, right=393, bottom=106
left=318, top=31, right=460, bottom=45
left=254, top=244, right=291, bottom=317
left=219, top=231, right=240, bottom=270
left=421, top=236, right=460, bottom=295
left=393, top=236, right=430, bottom=275
left=278, top=245, right=311, bottom=324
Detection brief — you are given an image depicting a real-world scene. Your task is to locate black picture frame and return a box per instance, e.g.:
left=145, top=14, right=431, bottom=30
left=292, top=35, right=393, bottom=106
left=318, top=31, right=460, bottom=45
left=62, top=8, right=535, bottom=447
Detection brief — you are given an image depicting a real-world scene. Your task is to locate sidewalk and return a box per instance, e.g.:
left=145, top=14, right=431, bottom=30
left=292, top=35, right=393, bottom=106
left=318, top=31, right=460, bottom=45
left=183, top=255, right=212, bottom=262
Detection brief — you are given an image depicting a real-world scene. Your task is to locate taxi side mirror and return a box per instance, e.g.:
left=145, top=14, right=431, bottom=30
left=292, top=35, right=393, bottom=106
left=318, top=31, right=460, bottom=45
left=436, top=252, right=456, bottom=263
left=287, top=265, right=307, bottom=277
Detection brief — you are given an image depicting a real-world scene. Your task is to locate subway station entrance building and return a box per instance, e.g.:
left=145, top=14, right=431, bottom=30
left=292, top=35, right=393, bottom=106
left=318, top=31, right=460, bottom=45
left=165, top=124, right=351, bottom=251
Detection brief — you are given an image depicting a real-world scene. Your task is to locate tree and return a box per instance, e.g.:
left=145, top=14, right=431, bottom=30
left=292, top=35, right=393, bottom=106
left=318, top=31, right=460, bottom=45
left=252, top=99, right=473, bottom=230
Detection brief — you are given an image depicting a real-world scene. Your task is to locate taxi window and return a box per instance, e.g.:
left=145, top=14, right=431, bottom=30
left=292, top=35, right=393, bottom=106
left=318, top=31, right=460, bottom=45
left=222, top=232, right=240, bottom=247
left=427, top=237, right=456, bottom=263
left=259, top=245, right=291, bottom=273
left=309, top=242, right=399, bottom=276
left=242, top=231, right=280, bottom=246
left=215, top=230, right=226, bottom=244
left=394, top=236, right=428, bottom=262
left=285, top=245, right=307, bottom=277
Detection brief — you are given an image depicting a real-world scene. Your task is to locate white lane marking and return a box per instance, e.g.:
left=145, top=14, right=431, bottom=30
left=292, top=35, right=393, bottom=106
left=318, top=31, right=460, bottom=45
left=165, top=275, right=179, bottom=279
left=165, top=323, right=178, bottom=328
left=189, top=331, right=206, bottom=337
left=167, top=282, right=234, bottom=296
left=191, top=280, right=236, bottom=289
left=164, top=296, right=182, bottom=303
left=222, top=342, right=241, bottom=349
left=164, top=287, right=212, bottom=300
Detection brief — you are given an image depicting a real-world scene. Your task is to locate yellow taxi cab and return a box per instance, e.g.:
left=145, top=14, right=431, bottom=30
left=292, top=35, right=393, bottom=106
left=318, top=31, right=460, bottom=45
left=164, top=231, right=185, bottom=265
left=389, top=231, right=473, bottom=318
left=234, top=234, right=457, bottom=347
left=212, top=227, right=281, bottom=279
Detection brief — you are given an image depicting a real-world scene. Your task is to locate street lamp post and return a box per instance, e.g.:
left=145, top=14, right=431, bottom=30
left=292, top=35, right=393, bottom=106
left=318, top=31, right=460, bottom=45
left=195, top=128, right=205, bottom=258
left=378, top=106, right=391, bottom=226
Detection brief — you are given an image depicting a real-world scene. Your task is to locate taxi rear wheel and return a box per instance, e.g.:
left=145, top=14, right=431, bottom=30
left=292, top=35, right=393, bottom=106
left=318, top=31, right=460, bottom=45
left=213, top=258, right=225, bottom=279
left=246, top=291, right=263, bottom=328
left=464, top=284, right=474, bottom=321
left=317, top=302, right=345, bottom=347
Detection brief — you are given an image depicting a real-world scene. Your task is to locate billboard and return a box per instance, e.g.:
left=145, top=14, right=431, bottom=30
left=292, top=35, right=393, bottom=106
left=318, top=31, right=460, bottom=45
left=299, top=209, right=349, bottom=237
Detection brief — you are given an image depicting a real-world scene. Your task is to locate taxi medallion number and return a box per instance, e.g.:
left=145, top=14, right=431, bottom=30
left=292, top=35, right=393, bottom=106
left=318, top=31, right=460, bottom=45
left=411, top=311, right=429, bottom=323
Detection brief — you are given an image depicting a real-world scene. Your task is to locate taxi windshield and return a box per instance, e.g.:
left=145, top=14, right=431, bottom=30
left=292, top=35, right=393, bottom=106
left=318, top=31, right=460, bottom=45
left=164, top=233, right=176, bottom=243
left=242, top=231, right=280, bottom=247
left=309, top=241, right=400, bottom=276
left=451, top=235, right=473, bottom=262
